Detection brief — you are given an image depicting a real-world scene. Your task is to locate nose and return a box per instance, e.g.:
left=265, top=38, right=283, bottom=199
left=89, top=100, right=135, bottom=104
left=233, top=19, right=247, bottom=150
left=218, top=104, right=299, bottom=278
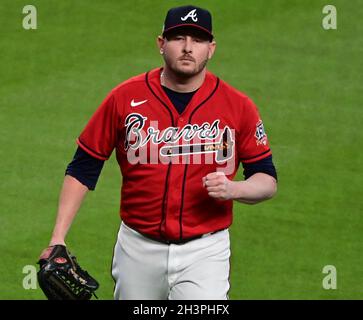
left=182, top=36, right=193, bottom=53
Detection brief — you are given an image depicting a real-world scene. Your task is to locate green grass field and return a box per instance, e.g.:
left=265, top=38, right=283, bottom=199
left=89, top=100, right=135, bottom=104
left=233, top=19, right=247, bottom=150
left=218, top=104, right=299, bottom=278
left=1, top=0, right=362, bottom=299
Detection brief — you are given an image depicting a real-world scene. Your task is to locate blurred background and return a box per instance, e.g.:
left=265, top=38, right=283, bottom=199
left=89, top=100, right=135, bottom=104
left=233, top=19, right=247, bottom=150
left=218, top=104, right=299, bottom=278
left=0, top=0, right=362, bottom=299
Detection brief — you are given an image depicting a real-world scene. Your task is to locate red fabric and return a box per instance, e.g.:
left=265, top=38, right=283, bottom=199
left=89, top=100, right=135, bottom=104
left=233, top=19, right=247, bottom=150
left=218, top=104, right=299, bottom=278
left=77, top=68, right=272, bottom=241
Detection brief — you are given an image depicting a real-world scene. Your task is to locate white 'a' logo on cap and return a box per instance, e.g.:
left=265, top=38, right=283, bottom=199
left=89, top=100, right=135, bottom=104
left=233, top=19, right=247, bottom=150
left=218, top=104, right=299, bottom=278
left=181, top=9, right=198, bottom=22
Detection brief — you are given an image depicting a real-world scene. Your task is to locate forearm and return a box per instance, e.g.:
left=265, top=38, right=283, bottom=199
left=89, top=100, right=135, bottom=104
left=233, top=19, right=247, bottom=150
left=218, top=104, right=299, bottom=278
left=231, top=172, right=277, bottom=204
left=49, top=175, right=89, bottom=246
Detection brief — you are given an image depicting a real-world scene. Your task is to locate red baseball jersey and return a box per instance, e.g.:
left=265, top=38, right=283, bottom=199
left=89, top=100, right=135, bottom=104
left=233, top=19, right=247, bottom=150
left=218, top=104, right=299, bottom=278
left=77, top=68, right=272, bottom=241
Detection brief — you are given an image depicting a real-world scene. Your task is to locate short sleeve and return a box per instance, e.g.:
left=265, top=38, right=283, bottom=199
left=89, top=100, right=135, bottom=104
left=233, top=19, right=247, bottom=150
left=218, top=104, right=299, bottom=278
left=76, top=92, right=120, bottom=160
left=238, top=98, right=272, bottom=164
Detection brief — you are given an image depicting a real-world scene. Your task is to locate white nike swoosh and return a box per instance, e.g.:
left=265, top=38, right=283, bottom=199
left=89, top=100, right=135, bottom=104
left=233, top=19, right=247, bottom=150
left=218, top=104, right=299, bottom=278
left=131, top=99, right=148, bottom=107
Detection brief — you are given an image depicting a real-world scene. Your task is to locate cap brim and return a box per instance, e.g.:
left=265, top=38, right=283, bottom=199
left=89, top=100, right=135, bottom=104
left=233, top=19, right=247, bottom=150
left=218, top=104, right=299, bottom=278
left=162, top=24, right=214, bottom=40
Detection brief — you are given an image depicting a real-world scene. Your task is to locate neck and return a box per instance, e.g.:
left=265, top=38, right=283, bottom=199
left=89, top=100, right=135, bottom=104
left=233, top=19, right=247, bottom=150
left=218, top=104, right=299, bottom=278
left=161, top=66, right=206, bottom=93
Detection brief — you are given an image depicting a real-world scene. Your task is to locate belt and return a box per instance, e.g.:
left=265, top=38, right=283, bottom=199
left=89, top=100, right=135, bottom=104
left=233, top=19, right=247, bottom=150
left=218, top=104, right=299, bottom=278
left=142, top=229, right=226, bottom=245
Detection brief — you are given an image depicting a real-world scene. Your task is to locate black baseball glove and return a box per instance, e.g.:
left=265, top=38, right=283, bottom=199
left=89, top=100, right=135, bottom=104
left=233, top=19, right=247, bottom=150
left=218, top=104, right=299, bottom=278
left=37, top=245, right=99, bottom=300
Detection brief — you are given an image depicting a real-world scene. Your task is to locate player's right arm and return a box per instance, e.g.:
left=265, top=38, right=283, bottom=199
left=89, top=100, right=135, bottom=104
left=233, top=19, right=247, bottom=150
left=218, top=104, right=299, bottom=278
left=49, top=175, right=89, bottom=246
left=45, top=90, right=119, bottom=247
left=48, top=145, right=105, bottom=246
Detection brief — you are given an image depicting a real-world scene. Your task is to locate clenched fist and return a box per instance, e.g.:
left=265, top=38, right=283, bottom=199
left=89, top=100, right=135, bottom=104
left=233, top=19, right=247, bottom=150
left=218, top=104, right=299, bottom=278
left=202, top=172, right=236, bottom=201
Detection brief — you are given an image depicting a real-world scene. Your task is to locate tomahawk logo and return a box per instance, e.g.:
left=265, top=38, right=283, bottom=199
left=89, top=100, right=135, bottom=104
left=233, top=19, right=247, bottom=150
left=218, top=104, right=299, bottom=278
left=181, top=9, right=198, bottom=22
left=160, top=127, right=234, bottom=163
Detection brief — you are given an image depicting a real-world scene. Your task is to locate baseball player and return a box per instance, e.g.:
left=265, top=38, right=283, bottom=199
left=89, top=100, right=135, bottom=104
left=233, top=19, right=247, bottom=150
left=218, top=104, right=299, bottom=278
left=40, top=5, right=277, bottom=300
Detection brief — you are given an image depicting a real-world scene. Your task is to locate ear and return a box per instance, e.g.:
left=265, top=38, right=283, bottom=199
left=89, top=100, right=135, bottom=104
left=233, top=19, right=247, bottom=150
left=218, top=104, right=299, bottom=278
left=157, top=36, right=165, bottom=54
left=208, top=40, right=216, bottom=59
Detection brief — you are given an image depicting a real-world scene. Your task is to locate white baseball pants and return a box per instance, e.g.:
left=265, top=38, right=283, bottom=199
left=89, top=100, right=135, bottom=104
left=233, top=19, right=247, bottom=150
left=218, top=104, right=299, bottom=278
left=111, top=222, right=230, bottom=300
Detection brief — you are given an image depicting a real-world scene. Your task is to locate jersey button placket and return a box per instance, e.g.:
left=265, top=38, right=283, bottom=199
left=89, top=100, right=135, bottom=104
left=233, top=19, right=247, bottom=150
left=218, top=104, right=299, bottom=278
left=165, top=116, right=187, bottom=240
left=177, top=117, right=184, bottom=125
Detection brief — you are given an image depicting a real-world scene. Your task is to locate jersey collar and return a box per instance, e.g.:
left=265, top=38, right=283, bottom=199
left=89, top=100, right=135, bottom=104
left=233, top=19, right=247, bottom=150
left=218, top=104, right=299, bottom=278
left=145, top=67, right=219, bottom=122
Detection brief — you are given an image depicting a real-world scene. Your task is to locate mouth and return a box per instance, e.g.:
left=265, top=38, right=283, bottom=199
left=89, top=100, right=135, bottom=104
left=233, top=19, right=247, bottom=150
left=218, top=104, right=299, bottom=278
left=179, top=56, right=195, bottom=62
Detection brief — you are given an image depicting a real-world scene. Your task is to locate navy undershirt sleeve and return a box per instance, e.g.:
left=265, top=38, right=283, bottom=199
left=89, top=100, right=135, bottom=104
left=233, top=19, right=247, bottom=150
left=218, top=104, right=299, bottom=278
left=242, top=155, right=277, bottom=181
left=65, top=147, right=105, bottom=190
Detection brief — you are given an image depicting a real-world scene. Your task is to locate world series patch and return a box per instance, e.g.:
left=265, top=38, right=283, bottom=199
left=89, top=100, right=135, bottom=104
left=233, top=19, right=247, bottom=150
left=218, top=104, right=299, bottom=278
left=255, top=120, right=268, bottom=145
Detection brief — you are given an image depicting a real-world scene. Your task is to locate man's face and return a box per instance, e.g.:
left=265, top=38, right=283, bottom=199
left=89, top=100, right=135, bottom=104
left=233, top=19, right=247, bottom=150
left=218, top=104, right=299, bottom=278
left=158, top=28, right=216, bottom=78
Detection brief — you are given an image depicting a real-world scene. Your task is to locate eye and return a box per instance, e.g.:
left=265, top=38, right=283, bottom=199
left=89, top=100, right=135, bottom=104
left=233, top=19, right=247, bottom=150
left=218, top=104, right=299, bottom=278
left=193, top=37, right=207, bottom=43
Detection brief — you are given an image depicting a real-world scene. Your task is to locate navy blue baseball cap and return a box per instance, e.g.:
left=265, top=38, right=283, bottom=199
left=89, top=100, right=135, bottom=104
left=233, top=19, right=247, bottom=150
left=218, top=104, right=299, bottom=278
left=162, top=5, right=214, bottom=41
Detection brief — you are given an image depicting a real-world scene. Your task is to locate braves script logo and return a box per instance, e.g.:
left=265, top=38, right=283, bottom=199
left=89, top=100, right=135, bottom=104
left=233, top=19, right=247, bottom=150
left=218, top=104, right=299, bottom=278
left=181, top=9, right=198, bottom=22
left=124, top=113, right=234, bottom=163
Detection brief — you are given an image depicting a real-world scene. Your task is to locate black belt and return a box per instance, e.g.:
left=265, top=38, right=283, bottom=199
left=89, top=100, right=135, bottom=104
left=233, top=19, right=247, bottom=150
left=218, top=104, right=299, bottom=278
left=142, top=229, right=226, bottom=245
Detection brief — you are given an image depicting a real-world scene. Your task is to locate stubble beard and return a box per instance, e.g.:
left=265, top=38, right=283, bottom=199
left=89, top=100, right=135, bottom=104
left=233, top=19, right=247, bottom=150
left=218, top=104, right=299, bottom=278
left=164, top=54, right=209, bottom=80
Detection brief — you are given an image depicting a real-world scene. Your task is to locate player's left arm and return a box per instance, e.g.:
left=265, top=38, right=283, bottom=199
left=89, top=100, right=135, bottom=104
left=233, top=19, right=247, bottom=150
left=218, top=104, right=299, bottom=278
left=203, top=171, right=276, bottom=204
left=207, top=95, right=278, bottom=204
